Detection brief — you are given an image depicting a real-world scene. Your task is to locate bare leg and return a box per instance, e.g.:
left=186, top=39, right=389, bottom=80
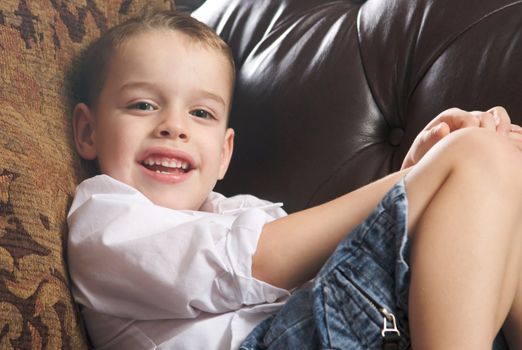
left=403, top=128, right=522, bottom=349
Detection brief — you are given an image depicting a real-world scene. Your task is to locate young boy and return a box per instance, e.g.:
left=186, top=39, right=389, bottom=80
left=68, top=9, right=522, bottom=350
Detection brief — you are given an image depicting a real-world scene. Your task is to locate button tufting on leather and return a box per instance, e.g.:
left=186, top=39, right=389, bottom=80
left=388, top=128, right=404, bottom=146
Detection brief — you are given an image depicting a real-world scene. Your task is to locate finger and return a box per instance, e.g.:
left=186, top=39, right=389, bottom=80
left=419, top=123, right=449, bottom=153
left=431, top=121, right=450, bottom=139
left=488, top=106, right=511, bottom=135
left=410, top=127, right=439, bottom=164
left=510, top=124, right=522, bottom=134
left=509, top=131, right=522, bottom=139
left=472, top=111, right=497, bottom=131
left=433, top=108, right=480, bottom=131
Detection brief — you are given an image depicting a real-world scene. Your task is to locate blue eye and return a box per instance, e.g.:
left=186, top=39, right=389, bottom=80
left=129, top=102, right=156, bottom=111
left=190, top=109, right=214, bottom=119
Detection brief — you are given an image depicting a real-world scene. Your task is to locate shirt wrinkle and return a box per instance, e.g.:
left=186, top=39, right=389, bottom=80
left=68, top=175, right=290, bottom=350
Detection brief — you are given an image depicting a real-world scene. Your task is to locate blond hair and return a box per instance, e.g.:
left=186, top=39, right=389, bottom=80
left=73, top=10, right=235, bottom=108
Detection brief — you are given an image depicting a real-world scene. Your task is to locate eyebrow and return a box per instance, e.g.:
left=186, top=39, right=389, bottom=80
left=119, top=82, right=226, bottom=108
left=195, top=90, right=226, bottom=109
left=119, top=81, right=160, bottom=92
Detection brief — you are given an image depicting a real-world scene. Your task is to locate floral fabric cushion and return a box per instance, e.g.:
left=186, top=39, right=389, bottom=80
left=0, top=0, right=174, bottom=348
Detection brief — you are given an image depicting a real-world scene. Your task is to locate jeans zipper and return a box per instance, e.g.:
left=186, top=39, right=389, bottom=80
left=340, top=271, right=401, bottom=350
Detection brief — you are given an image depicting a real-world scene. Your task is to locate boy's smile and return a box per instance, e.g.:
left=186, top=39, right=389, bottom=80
left=73, top=30, right=235, bottom=210
left=138, top=146, right=194, bottom=182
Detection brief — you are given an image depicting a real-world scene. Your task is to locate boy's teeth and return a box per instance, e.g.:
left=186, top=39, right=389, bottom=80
left=143, top=157, right=190, bottom=170
left=161, top=159, right=179, bottom=168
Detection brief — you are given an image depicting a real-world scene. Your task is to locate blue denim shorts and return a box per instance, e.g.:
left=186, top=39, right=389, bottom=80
left=240, top=178, right=508, bottom=350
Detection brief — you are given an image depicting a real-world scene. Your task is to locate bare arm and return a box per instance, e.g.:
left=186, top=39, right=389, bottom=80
left=252, top=168, right=410, bottom=290
left=253, top=106, right=520, bottom=291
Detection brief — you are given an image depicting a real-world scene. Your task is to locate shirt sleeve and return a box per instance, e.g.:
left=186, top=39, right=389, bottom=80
left=67, top=176, right=289, bottom=320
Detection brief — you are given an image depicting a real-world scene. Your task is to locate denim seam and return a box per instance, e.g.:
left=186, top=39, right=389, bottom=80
left=263, top=314, right=315, bottom=348
left=320, top=270, right=382, bottom=348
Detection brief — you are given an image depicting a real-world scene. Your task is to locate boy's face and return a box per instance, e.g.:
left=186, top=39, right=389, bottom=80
left=73, top=30, right=235, bottom=210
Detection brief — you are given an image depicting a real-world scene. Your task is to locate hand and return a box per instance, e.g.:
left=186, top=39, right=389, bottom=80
left=401, top=106, right=514, bottom=169
left=508, top=124, right=522, bottom=152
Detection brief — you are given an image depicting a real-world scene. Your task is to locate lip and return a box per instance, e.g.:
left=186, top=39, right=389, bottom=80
left=137, top=146, right=196, bottom=184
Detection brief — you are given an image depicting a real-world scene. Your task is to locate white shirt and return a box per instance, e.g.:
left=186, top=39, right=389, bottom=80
left=67, top=175, right=290, bottom=349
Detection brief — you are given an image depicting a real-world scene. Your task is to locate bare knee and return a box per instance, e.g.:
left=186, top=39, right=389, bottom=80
left=438, top=128, right=522, bottom=191
left=404, top=127, right=522, bottom=232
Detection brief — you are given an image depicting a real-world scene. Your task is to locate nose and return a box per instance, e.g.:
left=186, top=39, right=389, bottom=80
left=154, top=109, right=189, bottom=141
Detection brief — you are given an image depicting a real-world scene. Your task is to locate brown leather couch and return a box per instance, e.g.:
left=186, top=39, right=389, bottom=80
left=194, top=0, right=522, bottom=214
left=1, top=0, right=520, bottom=348
left=194, top=1, right=521, bottom=347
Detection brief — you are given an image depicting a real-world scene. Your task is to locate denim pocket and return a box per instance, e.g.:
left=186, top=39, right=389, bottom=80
left=315, top=269, right=384, bottom=349
left=311, top=179, right=412, bottom=350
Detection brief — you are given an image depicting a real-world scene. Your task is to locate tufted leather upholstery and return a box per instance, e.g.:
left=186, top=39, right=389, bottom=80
left=193, top=0, right=522, bottom=213
left=2, top=1, right=519, bottom=347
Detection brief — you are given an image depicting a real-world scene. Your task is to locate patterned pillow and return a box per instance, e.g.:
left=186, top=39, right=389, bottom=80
left=0, top=1, right=174, bottom=348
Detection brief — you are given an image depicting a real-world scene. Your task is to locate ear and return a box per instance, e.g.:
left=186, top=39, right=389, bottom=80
left=72, top=103, right=98, bottom=160
left=218, top=128, right=235, bottom=180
